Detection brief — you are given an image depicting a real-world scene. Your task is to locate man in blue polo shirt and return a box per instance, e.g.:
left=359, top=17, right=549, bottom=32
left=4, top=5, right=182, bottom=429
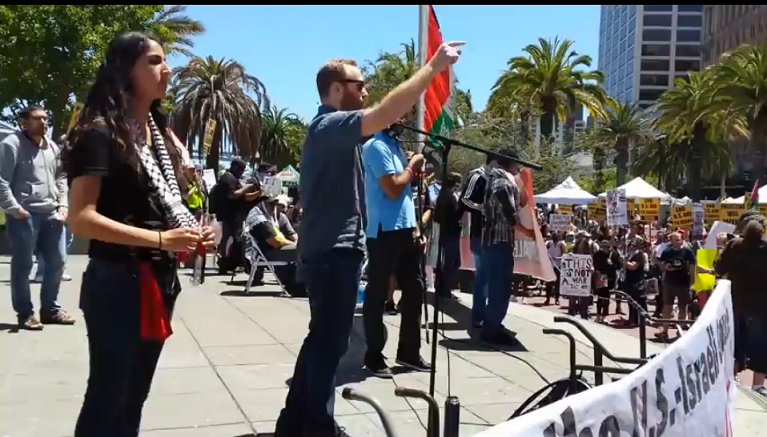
left=275, top=40, right=466, bottom=437
left=361, top=125, right=430, bottom=378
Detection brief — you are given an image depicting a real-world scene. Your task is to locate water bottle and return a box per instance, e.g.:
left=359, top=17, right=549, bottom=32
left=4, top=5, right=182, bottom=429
left=357, top=282, right=366, bottom=306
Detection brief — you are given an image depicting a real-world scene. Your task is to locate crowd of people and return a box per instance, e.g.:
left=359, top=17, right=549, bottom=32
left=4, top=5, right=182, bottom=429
left=1, top=29, right=766, bottom=437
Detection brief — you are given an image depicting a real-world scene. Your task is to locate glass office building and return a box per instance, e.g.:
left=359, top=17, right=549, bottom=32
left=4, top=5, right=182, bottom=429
left=598, top=5, right=703, bottom=110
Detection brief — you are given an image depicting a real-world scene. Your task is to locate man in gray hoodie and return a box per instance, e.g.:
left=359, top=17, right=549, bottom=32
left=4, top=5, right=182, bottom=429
left=0, top=106, right=75, bottom=330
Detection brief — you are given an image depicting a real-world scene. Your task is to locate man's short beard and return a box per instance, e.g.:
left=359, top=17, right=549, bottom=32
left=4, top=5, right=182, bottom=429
left=340, top=90, right=363, bottom=111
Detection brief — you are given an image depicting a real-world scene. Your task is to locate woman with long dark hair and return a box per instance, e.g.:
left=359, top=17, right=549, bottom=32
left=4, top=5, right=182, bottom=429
left=63, top=32, right=215, bottom=436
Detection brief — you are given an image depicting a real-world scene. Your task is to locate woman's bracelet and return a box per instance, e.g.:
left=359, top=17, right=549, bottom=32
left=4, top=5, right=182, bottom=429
left=404, top=167, right=413, bottom=177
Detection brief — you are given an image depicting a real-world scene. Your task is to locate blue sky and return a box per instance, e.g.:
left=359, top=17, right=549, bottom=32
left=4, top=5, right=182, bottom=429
left=175, top=5, right=601, bottom=121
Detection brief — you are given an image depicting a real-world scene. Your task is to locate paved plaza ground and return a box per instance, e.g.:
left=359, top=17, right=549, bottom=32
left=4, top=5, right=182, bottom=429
left=1, top=255, right=767, bottom=436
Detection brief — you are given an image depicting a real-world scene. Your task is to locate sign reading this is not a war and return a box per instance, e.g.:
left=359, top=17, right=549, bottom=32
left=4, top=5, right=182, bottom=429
left=559, top=253, right=593, bottom=297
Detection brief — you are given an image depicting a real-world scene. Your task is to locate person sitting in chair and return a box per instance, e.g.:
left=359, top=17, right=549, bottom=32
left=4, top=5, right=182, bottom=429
left=244, top=195, right=306, bottom=296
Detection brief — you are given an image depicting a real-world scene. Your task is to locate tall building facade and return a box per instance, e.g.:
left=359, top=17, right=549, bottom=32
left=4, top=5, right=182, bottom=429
left=598, top=5, right=703, bottom=110
left=703, top=6, right=767, bottom=66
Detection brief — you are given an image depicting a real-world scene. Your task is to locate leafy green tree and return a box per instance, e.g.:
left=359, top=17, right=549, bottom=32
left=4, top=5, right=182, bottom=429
left=260, top=105, right=306, bottom=167
left=592, top=98, right=654, bottom=186
left=0, top=5, right=203, bottom=137
left=171, top=56, right=269, bottom=170
left=713, top=43, right=767, bottom=180
left=488, top=37, right=607, bottom=141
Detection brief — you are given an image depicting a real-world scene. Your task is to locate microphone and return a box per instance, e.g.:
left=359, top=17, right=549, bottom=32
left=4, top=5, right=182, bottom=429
left=393, top=122, right=543, bottom=171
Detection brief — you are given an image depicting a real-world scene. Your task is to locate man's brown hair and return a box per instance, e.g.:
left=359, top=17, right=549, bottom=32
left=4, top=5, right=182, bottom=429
left=316, top=58, right=357, bottom=99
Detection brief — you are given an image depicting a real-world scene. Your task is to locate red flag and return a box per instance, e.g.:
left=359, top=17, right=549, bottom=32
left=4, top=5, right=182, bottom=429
left=423, top=5, right=453, bottom=136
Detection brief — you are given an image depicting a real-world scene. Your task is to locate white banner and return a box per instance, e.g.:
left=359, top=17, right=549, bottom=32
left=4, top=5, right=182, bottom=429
left=476, top=280, right=736, bottom=437
left=607, top=188, right=629, bottom=227
left=559, top=253, right=593, bottom=297
left=549, top=214, right=572, bottom=233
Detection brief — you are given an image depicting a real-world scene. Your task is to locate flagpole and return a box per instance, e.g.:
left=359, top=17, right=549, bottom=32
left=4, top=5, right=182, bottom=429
left=417, top=4, right=428, bottom=153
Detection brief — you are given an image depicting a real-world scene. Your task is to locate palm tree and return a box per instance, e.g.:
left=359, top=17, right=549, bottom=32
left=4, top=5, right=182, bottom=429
left=260, top=105, right=304, bottom=167
left=713, top=43, right=767, bottom=181
left=171, top=56, right=269, bottom=170
left=364, top=39, right=418, bottom=106
left=652, top=70, right=746, bottom=200
left=592, top=98, right=653, bottom=186
left=488, top=37, right=608, bottom=141
left=149, top=5, right=205, bottom=57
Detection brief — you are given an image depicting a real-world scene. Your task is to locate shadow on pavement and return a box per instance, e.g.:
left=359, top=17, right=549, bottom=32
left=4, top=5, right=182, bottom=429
left=220, top=290, right=287, bottom=297
left=0, top=322, right=19, bottom=333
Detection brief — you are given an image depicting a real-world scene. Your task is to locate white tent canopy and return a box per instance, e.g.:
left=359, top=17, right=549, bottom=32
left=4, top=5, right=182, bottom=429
left=535, top=176, right=597, bottom=205
left=598, top=177, right=672, bottom=200
left=727, top=184, right=767, bottom=204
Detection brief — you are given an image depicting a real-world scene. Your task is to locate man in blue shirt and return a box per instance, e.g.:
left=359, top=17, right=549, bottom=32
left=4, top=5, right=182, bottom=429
left=362, top=126, right=430, bottom=379
left=275, top=40, right=466, bottom=437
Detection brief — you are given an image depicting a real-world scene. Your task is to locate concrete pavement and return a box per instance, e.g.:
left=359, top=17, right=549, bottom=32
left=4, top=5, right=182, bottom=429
left=1, top=255, right=766, bottom=436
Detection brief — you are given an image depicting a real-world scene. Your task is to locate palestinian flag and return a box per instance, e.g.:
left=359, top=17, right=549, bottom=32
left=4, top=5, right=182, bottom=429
left=419, top=5, right=456, bottom=144
left=748, top=179, right=760, bottom=210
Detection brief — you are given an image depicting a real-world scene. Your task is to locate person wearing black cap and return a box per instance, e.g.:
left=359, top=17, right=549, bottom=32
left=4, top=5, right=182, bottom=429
left=460, top=149, right=499, bottom=328
left=477, top=147, right=535, bottom=345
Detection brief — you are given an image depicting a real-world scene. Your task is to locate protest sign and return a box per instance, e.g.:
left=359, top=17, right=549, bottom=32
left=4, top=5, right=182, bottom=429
left=719, top=204, right=743, bottom=224
left=627, top=198, right=636, bottom=216
left=703, top=221, right=736, bottom=249
left=606, top=189, right=628, bottom=227
left=638, top=198, right=660, bottom=221
left=476, top=280, right=736, bottom=437
left=671, top=205, right=694, bottom=229
left=759, top=205, right=767, bottom=217
left=263, top=176, right=283, bottom=196
left=558, top=204, right=572, bottom=215
left=588, top=201, right=606, bottom=221
left=559, top=253, right=593, bottom=297
left=549, top=214, right=572, bottom=232
left=67, top=102, right=84, bottom=133
left=692, top=203, right=705, bottom=239
left=705, top=202, right=721, bottom=225
left=202, top=169, right=216, bottom=190
left=202, top=119, right=217, bottom=153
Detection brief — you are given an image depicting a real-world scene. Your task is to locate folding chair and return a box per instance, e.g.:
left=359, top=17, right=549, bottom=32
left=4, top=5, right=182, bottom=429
left=240, top=224, right=290, bottom=296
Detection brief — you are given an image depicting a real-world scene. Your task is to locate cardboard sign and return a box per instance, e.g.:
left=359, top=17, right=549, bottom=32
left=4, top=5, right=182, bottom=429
left=759, top=205, right=767, bottom=217
left=67, top=102, right=84, bottom=133
left=263, top=176, right=283, bottom=196
left=639, top=198, right=660, bottom=221
left=606, top=189, right=628, bottom=227
left=692, top=203, right=705, bottom=239
left=627, top=198, right=636, bottom=215
left=548, top=214, right=572, bottom=232
left=719, top=203, right=743, bottom=224
left=557, top=204, right=572, bottom=215
left=559, top=253, right=593, bottom=297
left=671, top=204, right=694, bottom=229
left=704, top=202, right=721, bottom=225
left=202, top=169, right=216, bottom=189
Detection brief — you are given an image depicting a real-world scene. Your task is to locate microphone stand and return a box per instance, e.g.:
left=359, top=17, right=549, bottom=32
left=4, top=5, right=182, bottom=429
left=395, top=123, right=542, bottom=437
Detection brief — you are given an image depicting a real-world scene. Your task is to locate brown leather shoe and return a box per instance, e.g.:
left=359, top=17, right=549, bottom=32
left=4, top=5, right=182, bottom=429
left=40, top=310, right=76, bottom=325
left=19, top=315, right=44, bottom=330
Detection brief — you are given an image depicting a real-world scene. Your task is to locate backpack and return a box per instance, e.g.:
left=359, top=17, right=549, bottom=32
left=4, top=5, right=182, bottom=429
left=207, top=182, right=225, bottom=216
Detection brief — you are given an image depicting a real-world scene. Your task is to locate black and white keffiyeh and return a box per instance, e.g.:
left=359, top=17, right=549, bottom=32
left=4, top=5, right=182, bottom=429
left=138, top=114, right=200, bottom=229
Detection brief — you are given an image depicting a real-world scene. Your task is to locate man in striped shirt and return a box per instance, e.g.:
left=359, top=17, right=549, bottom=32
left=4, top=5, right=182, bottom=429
left=460, top=152, right=498, bottom=328
left=477, top=148, right=535, bottom=345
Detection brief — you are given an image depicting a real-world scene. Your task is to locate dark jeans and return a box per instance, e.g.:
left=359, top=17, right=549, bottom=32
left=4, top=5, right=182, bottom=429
left=435, top=235, right=461, bottom=298
left=595, top=287, right=611, bottom=317
left=481, top=241, right=514, bottom=334
left=363, top=228, right=424, bottom=360
left=75, top=259, right=179, bottom=437
left=626, top=283, right=647, bottom=325
left=275, top=248, right=363, bottom=437
left=218, top=219, right=242, bottom=271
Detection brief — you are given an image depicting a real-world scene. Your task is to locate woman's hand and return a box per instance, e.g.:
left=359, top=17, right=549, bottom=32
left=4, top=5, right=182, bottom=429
left=200, top=226, right=216, bottom=249
left=160, top=227, right=201, bottom=252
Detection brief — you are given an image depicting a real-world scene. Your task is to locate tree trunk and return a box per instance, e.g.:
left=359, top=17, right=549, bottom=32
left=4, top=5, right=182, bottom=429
left=688, top=123, right=705, bottom=202
left=593, top=146, right=605, bottom=193
left=540, top=100, right=556, bottom=142
left=520, top=109, right=530, bottom=144
left=615, top=139, right=629, bottom=186
left=752, top=112, right=767, bottom=183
